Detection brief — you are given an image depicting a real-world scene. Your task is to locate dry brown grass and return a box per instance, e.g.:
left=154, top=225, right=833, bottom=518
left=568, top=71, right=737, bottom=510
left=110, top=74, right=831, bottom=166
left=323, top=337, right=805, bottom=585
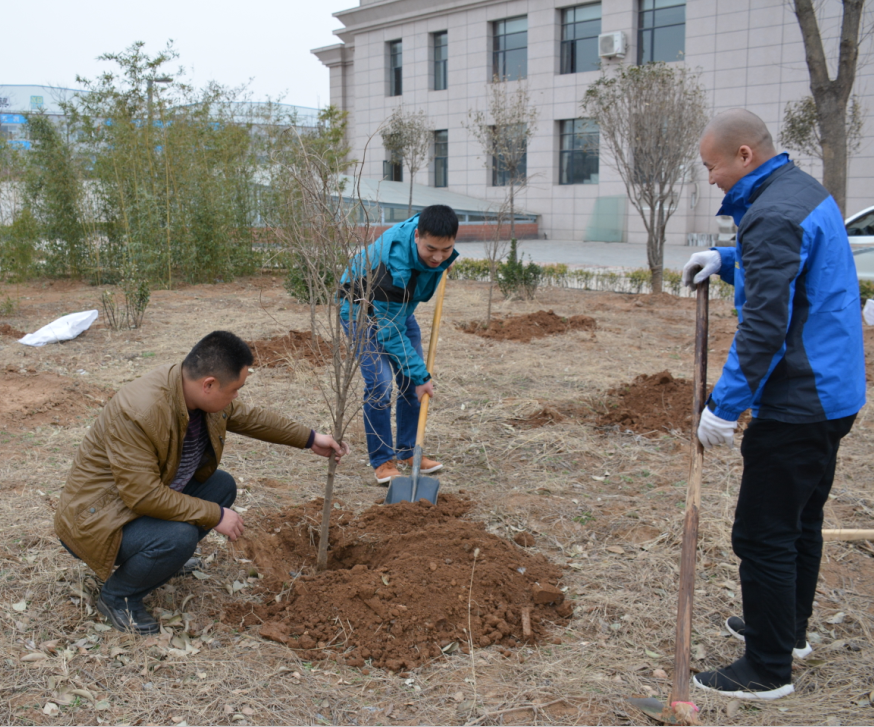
left=0, top=276, right=872, bottom=725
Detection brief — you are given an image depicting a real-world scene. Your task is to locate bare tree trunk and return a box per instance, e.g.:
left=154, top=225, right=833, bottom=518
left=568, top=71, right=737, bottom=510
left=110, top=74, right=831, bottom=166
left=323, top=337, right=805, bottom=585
left=316, top=452, right=339, bottom=571
left=793, top=0, right=864, bottom=215
left=407, top=168, right=414, bottom=217
left=486, top=263, right=495, bottom=327
left=647, top=204, right=662, bottom=294
left=509, top=183, right=516, bottom=240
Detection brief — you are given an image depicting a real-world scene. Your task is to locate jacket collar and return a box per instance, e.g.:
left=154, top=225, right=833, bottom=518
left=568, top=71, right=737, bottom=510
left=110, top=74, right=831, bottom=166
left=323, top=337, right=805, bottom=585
left=717, top=152, right=791, bottom=226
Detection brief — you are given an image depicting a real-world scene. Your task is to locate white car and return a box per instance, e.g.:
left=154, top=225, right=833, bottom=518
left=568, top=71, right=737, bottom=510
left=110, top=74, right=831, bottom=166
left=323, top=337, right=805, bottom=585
left=845, top=207, right=874, bottom=281
left=846, top=206, right=874, bottom=248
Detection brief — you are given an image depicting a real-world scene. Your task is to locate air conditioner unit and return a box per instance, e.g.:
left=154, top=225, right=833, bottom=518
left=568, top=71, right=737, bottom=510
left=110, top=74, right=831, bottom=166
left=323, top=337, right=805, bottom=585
left=598, top=31, right=626, bottom=59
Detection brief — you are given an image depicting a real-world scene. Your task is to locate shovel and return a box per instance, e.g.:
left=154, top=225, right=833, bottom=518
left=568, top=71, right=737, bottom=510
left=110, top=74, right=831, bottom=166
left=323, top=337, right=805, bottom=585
left=384, top=271, right=448, bottom=506
left=629, top=279, right=709, bottom=726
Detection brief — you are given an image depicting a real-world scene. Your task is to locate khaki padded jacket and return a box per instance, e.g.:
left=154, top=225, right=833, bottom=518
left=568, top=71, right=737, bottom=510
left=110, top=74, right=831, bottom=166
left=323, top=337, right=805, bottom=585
left=54, top=363, right=311, bottom=580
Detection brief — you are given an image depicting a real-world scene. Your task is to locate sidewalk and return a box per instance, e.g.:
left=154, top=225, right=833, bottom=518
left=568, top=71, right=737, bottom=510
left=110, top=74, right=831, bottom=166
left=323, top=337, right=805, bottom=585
left=453, top=239, right=697, bottom=271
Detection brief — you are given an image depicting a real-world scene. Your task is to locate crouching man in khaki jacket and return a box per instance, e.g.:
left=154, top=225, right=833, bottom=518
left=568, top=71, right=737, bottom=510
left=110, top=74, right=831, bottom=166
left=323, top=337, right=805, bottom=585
left=54, top=330, right=349, bottom=635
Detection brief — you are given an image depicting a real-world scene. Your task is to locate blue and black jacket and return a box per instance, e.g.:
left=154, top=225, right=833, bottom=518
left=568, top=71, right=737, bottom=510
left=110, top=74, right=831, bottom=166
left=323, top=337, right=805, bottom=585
left=339, top=215, right=459, bottom=386
left=709, top=152, right=865, bottom=423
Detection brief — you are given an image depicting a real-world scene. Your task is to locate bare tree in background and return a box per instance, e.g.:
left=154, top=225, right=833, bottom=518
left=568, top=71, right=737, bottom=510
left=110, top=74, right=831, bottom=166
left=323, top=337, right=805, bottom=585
left=582, top=63, right=707, bottom=294
left=274, top=128, right=377, bottom=572
left=464, top=79, right=538, bottom=241
left=791, top=0, right=867, bottom=214
left=380, top=106, right=434, bottom=216
left=482, top=198, right=511, bottom=327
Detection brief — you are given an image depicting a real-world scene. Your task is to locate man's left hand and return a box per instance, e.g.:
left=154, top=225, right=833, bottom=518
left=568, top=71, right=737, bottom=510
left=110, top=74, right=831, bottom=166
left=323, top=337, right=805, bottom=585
left=311, top=433, right=351, bottom=462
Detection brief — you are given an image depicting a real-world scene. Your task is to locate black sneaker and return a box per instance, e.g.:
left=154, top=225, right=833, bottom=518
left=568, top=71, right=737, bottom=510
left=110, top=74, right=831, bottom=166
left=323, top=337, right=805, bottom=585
left=692, top=656, right=794, bottom=700
left=96, top=594, right=160, bottom=635
left=725, top=616, right=812, bottom=659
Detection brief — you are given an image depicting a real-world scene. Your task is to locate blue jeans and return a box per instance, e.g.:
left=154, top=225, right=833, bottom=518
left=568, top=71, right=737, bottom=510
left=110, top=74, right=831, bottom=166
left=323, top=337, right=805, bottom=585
left=98, top=470, right=237, bottom=609
left=342, top=315, right=423, bottom=468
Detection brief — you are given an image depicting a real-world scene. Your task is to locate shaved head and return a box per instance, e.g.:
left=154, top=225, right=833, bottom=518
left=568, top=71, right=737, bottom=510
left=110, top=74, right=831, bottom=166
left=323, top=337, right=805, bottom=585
left=701, top=109, right=776, bottom=157
left=699, top=108, right=778, bottom=193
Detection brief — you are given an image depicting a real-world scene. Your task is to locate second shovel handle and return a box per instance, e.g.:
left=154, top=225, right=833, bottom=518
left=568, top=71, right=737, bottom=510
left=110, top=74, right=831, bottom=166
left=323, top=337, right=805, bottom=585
left=414, top=271, right=448, bottom=449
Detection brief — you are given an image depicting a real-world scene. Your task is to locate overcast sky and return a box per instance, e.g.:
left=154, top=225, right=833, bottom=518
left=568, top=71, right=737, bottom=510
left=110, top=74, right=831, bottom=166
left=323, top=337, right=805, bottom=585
left=2, top=0, right=354, bottom=109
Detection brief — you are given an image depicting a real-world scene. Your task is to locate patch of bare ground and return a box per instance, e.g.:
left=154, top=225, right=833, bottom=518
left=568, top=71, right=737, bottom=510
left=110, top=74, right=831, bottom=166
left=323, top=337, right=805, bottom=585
left=0, top=277, right=871, bottom=726
left=459, top=309, right=596, bottom=343
left=247, top=329, right=333, bottom=368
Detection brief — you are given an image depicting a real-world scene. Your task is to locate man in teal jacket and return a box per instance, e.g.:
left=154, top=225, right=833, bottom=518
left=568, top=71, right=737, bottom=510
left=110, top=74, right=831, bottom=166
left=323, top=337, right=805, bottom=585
left=340, top=205, right=459, bottom=483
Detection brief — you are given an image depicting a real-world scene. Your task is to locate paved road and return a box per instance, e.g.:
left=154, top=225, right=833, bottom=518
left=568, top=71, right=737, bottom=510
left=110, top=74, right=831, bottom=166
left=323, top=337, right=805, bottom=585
left=453, top=239, right=700, bottom=271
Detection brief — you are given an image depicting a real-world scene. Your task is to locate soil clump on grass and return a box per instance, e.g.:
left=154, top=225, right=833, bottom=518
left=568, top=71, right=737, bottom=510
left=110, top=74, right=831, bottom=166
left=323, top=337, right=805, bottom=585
left=224, top=493, right=571, bottom=672
left=513, top=401, right=591, bottom=429
left=247, top=329, right=332, bottom=368
left=459, top=309, right=596, bottom=343
left=0, top=369, right=112, bottom=431
left=596, top=370, right=693, bottom=436
left=0, top=323, right=25, bottom=338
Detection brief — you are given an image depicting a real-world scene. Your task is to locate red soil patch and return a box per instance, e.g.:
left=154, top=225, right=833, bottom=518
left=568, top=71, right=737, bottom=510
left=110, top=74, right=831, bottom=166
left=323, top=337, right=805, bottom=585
left=0, top=369, right=112, bottom=431
left=224, top=494, right=571, bottom=672
left=459, top=309, right=596, bottom=343
left=513, top=401, right=591, bottom=429
left=247, top=329, right=332, bottom=367
left=0, top=323, right=25, bottom=338
left=597, top=370, right=693, bottom=437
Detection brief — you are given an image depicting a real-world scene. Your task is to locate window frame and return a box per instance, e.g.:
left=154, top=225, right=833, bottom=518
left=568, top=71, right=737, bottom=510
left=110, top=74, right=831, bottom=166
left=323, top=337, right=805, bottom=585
left=433, top=31, right=448, bottom=91
left=434, top=129, right=448, bottom=187
left=637, top=0, right=685, bottom=64
left=558, top=119, right=600, bottom=185
left=492, top=16, right=528, bottom=81
left=388, top=40, right=403, bottom=97
left=560, top=4, right=602, bottom=75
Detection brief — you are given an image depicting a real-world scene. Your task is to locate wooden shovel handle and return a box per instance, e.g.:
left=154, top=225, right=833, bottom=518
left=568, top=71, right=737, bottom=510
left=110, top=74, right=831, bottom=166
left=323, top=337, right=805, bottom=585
left=415, top=271, right=448, bottom=448
left=671, top=279, right=708, bottom=706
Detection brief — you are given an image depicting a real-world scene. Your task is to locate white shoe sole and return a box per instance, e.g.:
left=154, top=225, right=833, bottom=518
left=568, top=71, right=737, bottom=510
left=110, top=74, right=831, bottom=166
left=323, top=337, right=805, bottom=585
left=692, top=675, right=794, bottom=701
left=419, top=463, right=443, bottom=474
left=725, top=618, right=812, bottom=659
left=375, top=474, right=398, bottom=485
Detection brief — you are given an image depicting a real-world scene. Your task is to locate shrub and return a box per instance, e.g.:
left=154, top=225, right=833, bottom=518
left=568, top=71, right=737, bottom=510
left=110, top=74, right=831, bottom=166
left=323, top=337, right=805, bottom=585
left=663, top=269, right=683, bottom=296
left=627, top=268, right=652, bottom=294
left=497, top=239, right=541, bottom=299
left=859, top=279, right=874, bottom=306
left=449, top=258, right=490, bottom=281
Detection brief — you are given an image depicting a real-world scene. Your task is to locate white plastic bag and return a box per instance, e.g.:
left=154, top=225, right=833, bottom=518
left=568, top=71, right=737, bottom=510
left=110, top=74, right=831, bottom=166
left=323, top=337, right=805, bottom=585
left=17, top=310, right=99, bottom=347
left=864, top=299, right=874, bottom=326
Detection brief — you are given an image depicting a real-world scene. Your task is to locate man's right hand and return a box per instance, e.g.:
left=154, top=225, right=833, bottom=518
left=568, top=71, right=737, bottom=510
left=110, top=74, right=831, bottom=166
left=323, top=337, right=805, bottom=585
left=415, top=380, right=435, bottom=403
left=682, top=250, right=722, bottom=288
left=215, top=507, right=244, bottom=541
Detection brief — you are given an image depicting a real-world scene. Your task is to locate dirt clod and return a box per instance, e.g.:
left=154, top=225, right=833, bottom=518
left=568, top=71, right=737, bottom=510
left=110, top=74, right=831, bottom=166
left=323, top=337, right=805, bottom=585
left=247, top=330, right=332, bottom=367
left=460, top=309, right=596, bottom=343
left=514, top=532, right=536, bottom=547
left=225, top=494, right=569, bottom=670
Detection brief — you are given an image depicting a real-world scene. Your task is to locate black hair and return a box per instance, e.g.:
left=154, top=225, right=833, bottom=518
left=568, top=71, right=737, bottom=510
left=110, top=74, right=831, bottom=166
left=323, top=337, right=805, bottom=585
left=182, top=331, right=254, bottom=384
left=417, top=205, right=459, bottom=239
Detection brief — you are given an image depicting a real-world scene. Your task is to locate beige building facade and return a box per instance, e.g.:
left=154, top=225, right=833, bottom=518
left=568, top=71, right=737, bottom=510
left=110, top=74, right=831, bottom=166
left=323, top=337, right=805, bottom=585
left=313, top=0, right=874, bottom=243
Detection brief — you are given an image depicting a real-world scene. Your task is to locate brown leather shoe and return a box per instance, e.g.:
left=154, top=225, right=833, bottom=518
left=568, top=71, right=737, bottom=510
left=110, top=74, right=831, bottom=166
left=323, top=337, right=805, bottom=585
left=400, top=456, right=443, bottom=474
left=374, top=460, right=401, bottom=485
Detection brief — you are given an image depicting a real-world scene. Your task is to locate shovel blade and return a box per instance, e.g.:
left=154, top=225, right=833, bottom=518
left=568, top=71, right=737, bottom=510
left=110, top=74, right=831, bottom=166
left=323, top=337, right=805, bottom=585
left=383, top=475, right=440, bottom=505
left=627, top=698, right=682, bottom=725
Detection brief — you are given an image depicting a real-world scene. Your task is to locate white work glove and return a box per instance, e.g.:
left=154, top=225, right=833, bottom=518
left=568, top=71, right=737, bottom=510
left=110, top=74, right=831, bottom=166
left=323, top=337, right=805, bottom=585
left=697, top=407, right=737, bottom=449
left=682, top=250, right=722, bottom=288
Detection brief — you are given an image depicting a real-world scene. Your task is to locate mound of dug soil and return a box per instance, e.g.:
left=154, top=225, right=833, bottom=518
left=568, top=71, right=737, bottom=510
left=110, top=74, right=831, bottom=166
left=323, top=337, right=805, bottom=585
left=512, top=401, right=591, bottom=429
left=460, top=309, right=596, bottom=343
left=597, top=370, right=693, bottom=436
left=0, top=369, right=112, bottom=431
left=0, top=323, right=25, bottom=338
left=224, top=494, right=571, bottom=672
left=247, top=330, right=332, bottom=367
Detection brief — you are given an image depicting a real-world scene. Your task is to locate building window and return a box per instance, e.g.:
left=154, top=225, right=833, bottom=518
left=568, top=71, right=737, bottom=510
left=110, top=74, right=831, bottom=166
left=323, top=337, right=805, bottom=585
left=433, top=32, right=448, bottom=91
left=383, top=152, right=402, bottom=182
left=559, top=119, right=599, bottom=185
left=493, top=17, right=527, bottom=81
left=388, top=40, right=403, bottom=96
left=561, top=4, right=602, bottom=74
left=434, top=130, right=448, bottom=187
left=638, top=0, right=685, bottom=64
left=492, top=128, right=527, bottom=187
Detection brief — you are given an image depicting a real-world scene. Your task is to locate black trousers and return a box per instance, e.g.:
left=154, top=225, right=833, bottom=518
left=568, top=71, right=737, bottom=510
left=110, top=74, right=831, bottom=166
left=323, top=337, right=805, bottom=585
left=732, top=414, right=855, bottom=685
